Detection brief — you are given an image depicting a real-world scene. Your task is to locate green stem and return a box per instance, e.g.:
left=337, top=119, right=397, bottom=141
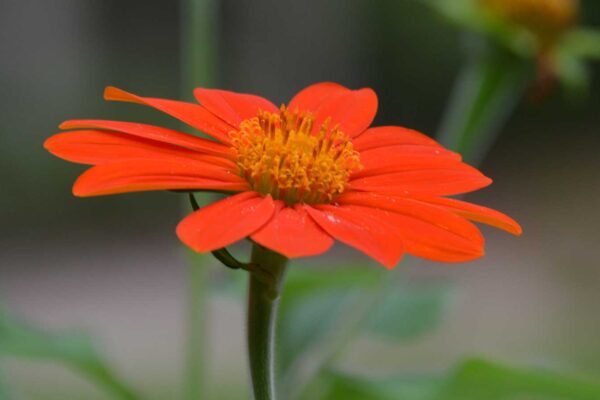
left=247, top=244, right=288, bottom=400
left=180, top=0, right=217, bottom=398
left=437, top=36, right=533, bottom=163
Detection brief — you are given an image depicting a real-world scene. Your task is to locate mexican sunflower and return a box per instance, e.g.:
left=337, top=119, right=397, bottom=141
left=44, top=82, right=521, bottom=268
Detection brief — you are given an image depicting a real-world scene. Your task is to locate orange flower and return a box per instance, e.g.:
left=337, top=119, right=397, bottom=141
left=45, top=82, right=521, bottom=268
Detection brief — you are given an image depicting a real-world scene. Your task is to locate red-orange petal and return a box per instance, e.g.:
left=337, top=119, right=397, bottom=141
left=337, top=192, right=483, bottom=246
left=73, top=159, right=247, bottom=197
left=360, top=145, right=461, bottom=160
left=104, top=87, right=233, bottom=144
left=305, top=204, right=404, bottom=269
left=350, top=170, right=492, bottom=197
left=251, top=204, right=334, bottom=258
left=194, top=88, right=278, bottom=126
left=354, top=154, right=474, bottom=179
left=177, top=192, right=275, bottom=252
left=311, top=87, right=378, bottom=138
left=59, top=119, right=233, bottom=158
left=352, top=126, right=442, bottom=152
left=415, top=196, right=522, bottom=236
left=287, top=82, right=349, bottom=113
left=44, top=130, right=235, bottom=169
left=342, top=205, right=484, bottom=262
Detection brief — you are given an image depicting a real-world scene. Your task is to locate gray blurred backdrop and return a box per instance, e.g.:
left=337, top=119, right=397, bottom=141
left=1, top=1, right=599, bottom=399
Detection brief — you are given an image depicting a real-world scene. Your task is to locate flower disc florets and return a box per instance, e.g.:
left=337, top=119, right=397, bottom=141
left=230, top=106, right=362, bottom=205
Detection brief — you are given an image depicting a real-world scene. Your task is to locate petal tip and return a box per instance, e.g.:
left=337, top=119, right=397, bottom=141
left=509, top=222, right=523, bottom=236
left=43, top=136, right=54, bottom=151
left=382, top=257, right=401, bottom=269
left=58, top=120, right=77, bottom=130
left=103, top=86, right=116, bottom=99
left=103, top=86, right=130, bottom=102
left=71, top=184, right=87, bottom=198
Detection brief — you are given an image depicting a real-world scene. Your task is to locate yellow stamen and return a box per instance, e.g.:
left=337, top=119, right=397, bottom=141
left=229, top=106, right=362, bottom=205
left=480, top=0, right=579, bottom=50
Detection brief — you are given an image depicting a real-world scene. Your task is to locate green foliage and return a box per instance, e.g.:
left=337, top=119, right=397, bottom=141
left=277, top=263, right=383, bottom=378
left=0, top=367, right=10, bottom=400
left=312, top=359, right=600, bottom=400
left=276, top=260, right=453, bottom=399
left=313, top=370, right=444, bottom=400
left=437, top=38, right=532, bottom=161
left=563, top=29, right=600, bottom=60
left=441, top=358, right=600, bottom=400
left=365, top=282, right=452, bottom=341
left=0, top=311, right=137, bottom=400
left=554, top=48, right=590, bottom=98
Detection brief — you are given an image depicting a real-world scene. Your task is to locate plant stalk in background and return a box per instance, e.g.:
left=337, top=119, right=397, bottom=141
left=180, top=0, right=217, bottom=399
left=437, top=36, right=532, bottom=163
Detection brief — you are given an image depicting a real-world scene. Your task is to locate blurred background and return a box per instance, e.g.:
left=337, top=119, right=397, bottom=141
left=1, top=0, right=599, bottom=399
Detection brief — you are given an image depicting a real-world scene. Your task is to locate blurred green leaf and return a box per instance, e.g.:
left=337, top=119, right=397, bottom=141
left=553, top=48, right=590, bottom=99
left=312, top=370, right=443, bottom=400
left=307, top=359, right=600, bottom=400
left=440, top=358, right=600, bottom=400
left=0, top=367, right=10, bottom=400
left=0, top=311, right=137, bottom=400
left=279, top=263, right=457, bottom=399
left=277, top=263, right=383, bottom=378
left=365, top=282, right=452, bottom=341
left=282, top=263, right=383, bottom=298
left=563, top=29, right=600, bottom=60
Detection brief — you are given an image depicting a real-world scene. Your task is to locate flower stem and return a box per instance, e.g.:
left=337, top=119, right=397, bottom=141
left=247, top=244, right=288, bottom=400
left=437, top=36, right=533, bottom=163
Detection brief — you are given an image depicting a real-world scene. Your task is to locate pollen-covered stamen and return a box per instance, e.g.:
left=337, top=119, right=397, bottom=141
left=229, top=106, right=362, bottom=205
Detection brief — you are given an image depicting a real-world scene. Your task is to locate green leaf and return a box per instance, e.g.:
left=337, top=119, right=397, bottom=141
left=365, top=282, right=452, bottom=341
left=309, top=359, right=600, bottom=400
left=278, top=263, right=456, bottom=399
left=0, top=366, right=11, bottom=400
left=307, top=369, right=444, bottom=400
left=562, top=29, right=600, bottom=60
left=277, top=262, right=383, bottom=378
left=553, top=48, right=590, bottom=99
left=440, top=358, right=600, bottom=400
left=0, top=311, right=137, bottom=400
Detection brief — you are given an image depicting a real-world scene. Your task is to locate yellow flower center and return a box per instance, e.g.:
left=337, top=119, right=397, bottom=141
left=229, top=106, right=362, bottom=205
left=481, top=0, right=578, bottom=50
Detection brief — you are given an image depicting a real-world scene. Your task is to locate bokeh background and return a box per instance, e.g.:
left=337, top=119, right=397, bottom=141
left=1, top=0, right=599, bottom=399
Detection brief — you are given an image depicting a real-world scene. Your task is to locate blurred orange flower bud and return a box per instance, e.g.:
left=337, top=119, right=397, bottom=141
left=480, top=0, right=579, bottom=52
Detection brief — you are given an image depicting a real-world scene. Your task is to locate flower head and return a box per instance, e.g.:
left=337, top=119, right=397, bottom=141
left=230, top=106, right=362, bottom=205
left=45, top=83, right=521, bottom=268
